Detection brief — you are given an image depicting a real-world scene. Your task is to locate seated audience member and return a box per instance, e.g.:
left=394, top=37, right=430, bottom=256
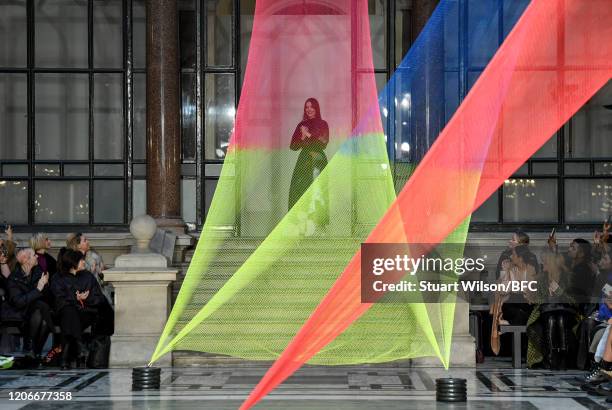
left=501, top=245, right=538, bottom=324
left=0, top=249, right=55, bottom=366
left=30, top=234, right=57, bottom=278
left=495, top=231, right=538, bottom=279
left=66, top=233, right=105, bottom=285
left=0, top=225, right=17, bottom=284
left=30, top=233, right=63, bottom=364
left=51, top=249, right=103, bottom=369
left=562, top=237, right=599, bottom=369
left=566, top=238, right=597, bottom=311
left=66, top=233, right=114, bottom=337
left=583, top=301, right=612, bottom=399
left=490, top=244, right=538, bottom=355
left=526, top=251, right=577, bottom=369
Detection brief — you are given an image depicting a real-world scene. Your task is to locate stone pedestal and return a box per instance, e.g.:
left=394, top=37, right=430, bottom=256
left=411, top=297, right=475, bottom=367
left=104, top=254, right=177, bottom=367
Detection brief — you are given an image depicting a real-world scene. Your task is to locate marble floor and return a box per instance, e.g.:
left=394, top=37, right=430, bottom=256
left=0, top=361, right=610, bottom=410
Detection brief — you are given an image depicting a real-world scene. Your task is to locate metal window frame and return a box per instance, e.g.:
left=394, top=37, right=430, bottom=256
left=0, top=0, right=132, bottom=230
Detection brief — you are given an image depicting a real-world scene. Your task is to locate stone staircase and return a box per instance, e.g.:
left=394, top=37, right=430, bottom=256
left=169, top=236, right=362, bottom=366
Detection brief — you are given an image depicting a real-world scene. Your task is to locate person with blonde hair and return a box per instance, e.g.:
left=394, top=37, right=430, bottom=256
left=29, top=233, right=57, bottom=278
left=66, top=233, right=105, bottom=287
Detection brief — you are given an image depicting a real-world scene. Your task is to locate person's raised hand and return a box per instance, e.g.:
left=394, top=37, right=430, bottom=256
left=37, top=272, right=49, bottom=291
left=547, top=233, right=557, bottom=250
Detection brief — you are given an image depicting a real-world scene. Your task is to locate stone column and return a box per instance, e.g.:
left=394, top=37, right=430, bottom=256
left=146, top=0, right=184, bottom=233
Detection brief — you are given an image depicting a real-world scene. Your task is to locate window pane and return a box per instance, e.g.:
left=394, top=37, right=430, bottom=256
left=133, top=73, right=146, bottom=160
left=443, top=0, right=459, bottom=69
left=35, top=74, right=89, bottom=160
left=64, top=164, right=89, bottom=176
left=0, top=180, right=28, bottom=224
left=567, top=80, right=612, bottom=158
left=205, top=0, right=233, bottom=66
left=565, top=179, right=612, bottom=223
left=94, top=180, right=124, bottom=223
left=133, top=0, right=146, bottom=68
left=205, top=178, right=234, bottom=225
left=239, top=0, right=254, bottom=87
left=444, top=71, right=459, bottom=123
left=34, top=164, right=60, bottom=177
left=132, top=178, right=146, bottom=217
left=503, top=178, right=557, bottom=222
left=395, top=0, right=412, bottom=67
left=2, top=164, right=28, bottom=177
left=502, top=0, right=530, bottom=37
left=565, top=162, right=590, bottom=176
left=595, top=162, right=612, bottom=176
left=532, top=162, right=557, bottom=175
left=472, top=190, right=498, bottom=222
left=531, top=134, right=557, bottom=158
left=94, top=164, right=123, bottom=177
left=94, top=74, right=124, bottom=159
left=35, top=0, right=88, bottom=68
left=181, top=73, right=196, bottom=161
left=205, top=73, right=235, bottom=160
left=0, top=1, right=27, bottom=67
left=0, top=74, right=27, bottom=159
left=35, top=180, right=89, bottom=223
left=93, top=0, right=123, bottom=68
left=467, top=0, right=499, bottom=67
left=133, top=163, right=146, bottom=177
left=181, top=178, right=196, bottom=224
left=179, top=8, right=196, bottom=68
left=512, top=164, right=528, bottom=176
left=369, top=0, right=386, bottom=70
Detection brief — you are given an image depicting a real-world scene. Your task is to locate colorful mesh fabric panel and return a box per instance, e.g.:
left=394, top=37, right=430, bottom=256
left=152, top=0, right=412, bottom=364
left=241, top=0, right=612, bottom=408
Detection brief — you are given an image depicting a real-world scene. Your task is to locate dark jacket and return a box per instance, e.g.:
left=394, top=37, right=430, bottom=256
left=36, top=252, right=57, bottom=277
left=50, top=270, right=103, bottom=313
left=1, top=265, right=44, bottom=323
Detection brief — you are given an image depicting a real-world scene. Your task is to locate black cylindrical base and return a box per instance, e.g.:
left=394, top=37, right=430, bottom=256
left=132, top=366, right=161, bottom=391
left=436, top=378, right=467, bottom=402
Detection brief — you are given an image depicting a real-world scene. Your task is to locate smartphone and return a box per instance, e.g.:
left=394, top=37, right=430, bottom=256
left=606, top=215, right=611, bottom=225
left=549, top=227, right=556, bottom=238
left=0, top=221, right=7, bottom=232
left=603, top=283, right=612, bottom=296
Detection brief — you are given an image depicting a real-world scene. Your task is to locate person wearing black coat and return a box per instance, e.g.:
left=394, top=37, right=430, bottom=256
left=1, top=248, right=54, bottom=363
left=51, top=249, right=102, bottom=369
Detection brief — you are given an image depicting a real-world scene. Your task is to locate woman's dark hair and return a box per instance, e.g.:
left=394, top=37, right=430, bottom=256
left=513, top=244, right=532, bottom=263
left=60, top=249, right=84, bottom=274
left=573, top=238, right=592, bottom=261
left=302, top=97, right=321, bottom=120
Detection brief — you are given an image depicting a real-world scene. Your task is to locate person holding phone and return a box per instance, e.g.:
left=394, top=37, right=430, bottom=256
left=0, top=248, right=55, bottom=366
left=51, top=249, right=103, bottom=369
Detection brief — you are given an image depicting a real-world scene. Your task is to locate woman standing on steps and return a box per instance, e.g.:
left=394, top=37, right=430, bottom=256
left=288, top=97, right=330, bottom=235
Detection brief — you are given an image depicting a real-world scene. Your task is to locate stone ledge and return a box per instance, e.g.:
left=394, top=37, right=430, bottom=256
left=104, top=269, right=177, bottom=282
